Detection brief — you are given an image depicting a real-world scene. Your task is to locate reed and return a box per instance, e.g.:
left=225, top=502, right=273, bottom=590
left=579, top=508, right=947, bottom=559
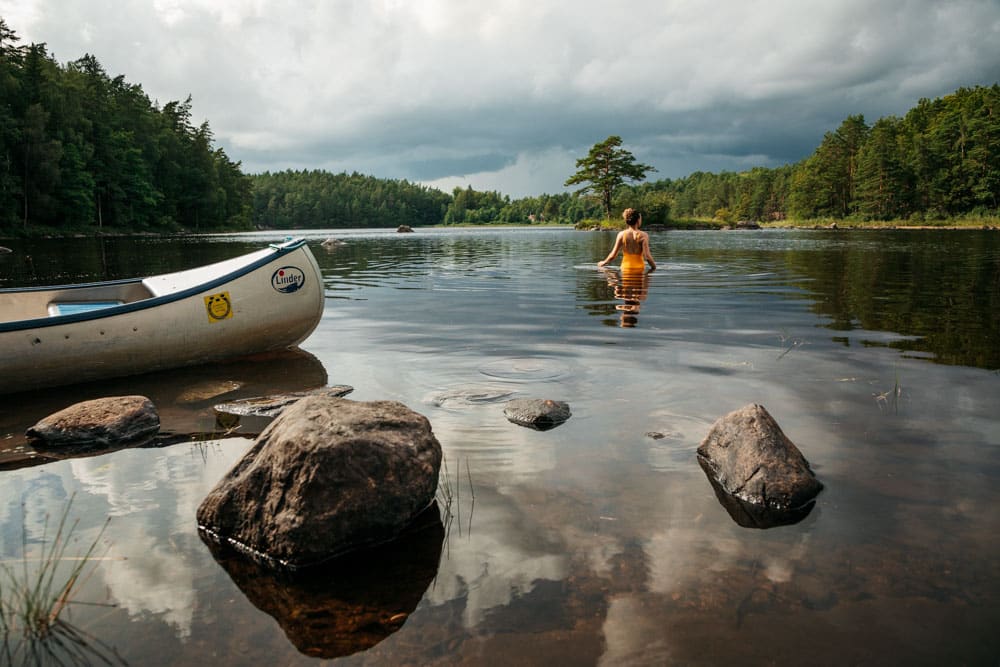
left=873, top=366, right=903, bottom=413
left=436, top=455, right=477, bottom=554
left=0, top=497, right=122, bottom=665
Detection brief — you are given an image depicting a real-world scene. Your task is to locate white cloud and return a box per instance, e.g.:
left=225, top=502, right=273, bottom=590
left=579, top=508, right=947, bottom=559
left=1, top=0, right=998, bottom=196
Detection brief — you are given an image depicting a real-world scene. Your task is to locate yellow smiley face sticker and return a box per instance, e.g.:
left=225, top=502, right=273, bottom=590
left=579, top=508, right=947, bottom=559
left=204, top=292, right=233, bottom=322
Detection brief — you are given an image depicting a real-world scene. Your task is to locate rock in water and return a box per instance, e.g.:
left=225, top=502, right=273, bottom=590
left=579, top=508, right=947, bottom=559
left=503, top=398, right=571, bottom=431
left=214, top=385, right=355, bottom=418
left=26, top=395, right=160, bottom=447
left=197, top=396, right=442, bottom=569
left=697, top=404, right=822, bottom=526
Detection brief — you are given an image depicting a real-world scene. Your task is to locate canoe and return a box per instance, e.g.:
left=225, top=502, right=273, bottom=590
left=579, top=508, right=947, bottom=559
left=0, top=238, right=325, bottom=395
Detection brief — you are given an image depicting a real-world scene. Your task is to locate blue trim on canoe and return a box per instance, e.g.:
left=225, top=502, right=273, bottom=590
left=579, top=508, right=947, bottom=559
left=0, top=239, right=310, bottom=333
left=49, top=301, right=124, bottom=316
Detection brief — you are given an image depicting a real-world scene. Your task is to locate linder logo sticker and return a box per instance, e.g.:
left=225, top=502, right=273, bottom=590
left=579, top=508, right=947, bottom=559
left=271, top=266, right=306, bottom=293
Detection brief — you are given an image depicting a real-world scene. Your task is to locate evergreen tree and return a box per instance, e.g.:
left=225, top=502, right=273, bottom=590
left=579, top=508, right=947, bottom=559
left=854, top=117, right=913, bottom=219
left=565, top=135, right=655, bottom=219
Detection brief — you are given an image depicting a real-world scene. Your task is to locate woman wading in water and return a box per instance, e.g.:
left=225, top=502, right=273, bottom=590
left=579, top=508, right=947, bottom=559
left=597, top=208, right=656, bottom=271
left=598, top=208, right=655, bottom=327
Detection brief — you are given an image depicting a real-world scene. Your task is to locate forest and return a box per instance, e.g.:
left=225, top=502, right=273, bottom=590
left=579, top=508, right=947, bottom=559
left=0, top=19, right=250, bottom=233
left=255, top=85, right=1000, bottom=229
left=0, top=16, right=997, bottom=234
left=657, top=84, right=1000, bottom=224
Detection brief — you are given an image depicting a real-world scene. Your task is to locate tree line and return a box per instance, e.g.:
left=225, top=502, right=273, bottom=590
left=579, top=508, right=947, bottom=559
left=644, top=85, right=1000, bottom=224
left=0, top=19, right=250, bottom=233
left=1, top=16, right=996, bottom=233
left=260, top=85, right=999, bottom=228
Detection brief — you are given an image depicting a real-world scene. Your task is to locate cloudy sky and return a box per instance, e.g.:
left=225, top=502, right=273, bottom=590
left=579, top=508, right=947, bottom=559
left=2, top=1, right=998, bottom=197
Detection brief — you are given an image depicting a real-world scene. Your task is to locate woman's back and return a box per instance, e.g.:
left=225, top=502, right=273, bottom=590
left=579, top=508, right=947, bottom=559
left=620, top=229, right=647, bottom=270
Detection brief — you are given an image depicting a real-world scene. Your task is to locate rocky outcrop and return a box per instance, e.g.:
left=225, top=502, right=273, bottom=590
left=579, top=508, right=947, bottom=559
left=25, top=396, right=159, bottom=448
left=503, top=398, right=571, bottom=431
left=697, top=404, right=822, bottom=528
left=197, top=396, right=442, bottom=569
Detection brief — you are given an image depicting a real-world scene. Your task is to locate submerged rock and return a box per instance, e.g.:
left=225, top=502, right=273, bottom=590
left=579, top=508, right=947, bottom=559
left=503, top=398, right=571, bottom=431
left=214, top=385, right=354, bottom=419
left=696, top=404, right=822, bottom=528
left=197, top=395, right=442, bottom=569
left=424, top=385, right=517, bottom=409
left=26, top=395, right=160, bottom=448
left=177, top=379, right=244, bottom=403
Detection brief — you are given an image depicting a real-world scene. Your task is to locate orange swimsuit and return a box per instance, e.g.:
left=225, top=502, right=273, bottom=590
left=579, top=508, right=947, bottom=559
left=620, top=231, right=646, bottom=271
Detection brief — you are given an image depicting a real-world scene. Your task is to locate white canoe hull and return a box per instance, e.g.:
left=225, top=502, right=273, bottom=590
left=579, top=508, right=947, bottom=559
left=0, top=239, right=325, bottom=394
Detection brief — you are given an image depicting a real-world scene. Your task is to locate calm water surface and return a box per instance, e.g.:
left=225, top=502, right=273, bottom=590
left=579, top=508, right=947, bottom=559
left=1, top=228, right=999, bottom=665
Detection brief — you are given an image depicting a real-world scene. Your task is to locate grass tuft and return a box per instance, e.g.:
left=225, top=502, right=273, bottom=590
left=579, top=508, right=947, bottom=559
left=0, top=496, right=124, bottom=665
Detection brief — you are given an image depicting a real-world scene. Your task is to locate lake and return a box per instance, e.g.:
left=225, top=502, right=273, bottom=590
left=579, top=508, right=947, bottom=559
left=1, top=227, right=998, bottom=665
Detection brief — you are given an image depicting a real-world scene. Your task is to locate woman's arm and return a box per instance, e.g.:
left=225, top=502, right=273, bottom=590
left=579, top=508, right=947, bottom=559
left=598, top=233, right=624, bottom=267
left=642, top=233, right=656, bottom=270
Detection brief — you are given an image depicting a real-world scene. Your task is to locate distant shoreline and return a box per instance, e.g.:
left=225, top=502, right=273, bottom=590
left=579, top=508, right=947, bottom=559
left=2, top=222, right=997, bottom=241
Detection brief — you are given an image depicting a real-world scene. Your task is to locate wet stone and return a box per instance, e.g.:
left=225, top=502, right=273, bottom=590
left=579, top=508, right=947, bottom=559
left=503, top=398, right=572, bottom=431
left=697, top=403, right=822, bottom=528
left=26, top=395, right=160, bottom=448
left=214, top=385, right=354, bottom=418
left=197, top=395, right=442, bottom=569
left=424, top=385, right=517, bottom=409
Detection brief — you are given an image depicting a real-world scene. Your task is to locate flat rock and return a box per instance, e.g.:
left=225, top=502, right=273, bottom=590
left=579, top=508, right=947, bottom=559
left=503, top=398, right=571, bottom=431
left=696, top=403, right=822, bottom=527
left=197, top=395, right=442, bottom=569
left=26, top=395, right=160, bottom=448
left=214, top=385, right=354, bottom=418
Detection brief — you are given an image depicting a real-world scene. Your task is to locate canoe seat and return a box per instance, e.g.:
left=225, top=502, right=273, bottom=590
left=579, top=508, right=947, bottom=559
left=48, top=301, right=124, bottom=317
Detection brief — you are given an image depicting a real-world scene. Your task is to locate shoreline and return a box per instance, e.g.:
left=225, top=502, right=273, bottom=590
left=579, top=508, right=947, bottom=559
left=2, top=222, right=997, bottom=241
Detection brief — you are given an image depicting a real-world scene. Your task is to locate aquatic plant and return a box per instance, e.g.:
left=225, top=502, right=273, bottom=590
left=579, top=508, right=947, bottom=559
left=873, top=366, right=903, bottom=413
left=0, top=497, right=124, bottom=665
left=436, top=456, right=477, bottom=555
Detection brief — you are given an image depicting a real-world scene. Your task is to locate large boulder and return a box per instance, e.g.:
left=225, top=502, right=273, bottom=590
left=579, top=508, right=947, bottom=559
left=197, top=395, right=442, bottom=569
left=25, top=395, right=159, bottom=448
left=697, top=404, right=822, bottom=528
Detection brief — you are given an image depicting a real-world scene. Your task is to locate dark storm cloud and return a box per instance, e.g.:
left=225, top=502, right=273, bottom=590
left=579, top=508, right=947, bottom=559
left=3, top=0, right=998, bottom=195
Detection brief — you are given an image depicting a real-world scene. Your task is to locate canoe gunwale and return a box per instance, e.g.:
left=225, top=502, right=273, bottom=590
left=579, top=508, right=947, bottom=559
left=0, top=239, right=313, bottom=333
